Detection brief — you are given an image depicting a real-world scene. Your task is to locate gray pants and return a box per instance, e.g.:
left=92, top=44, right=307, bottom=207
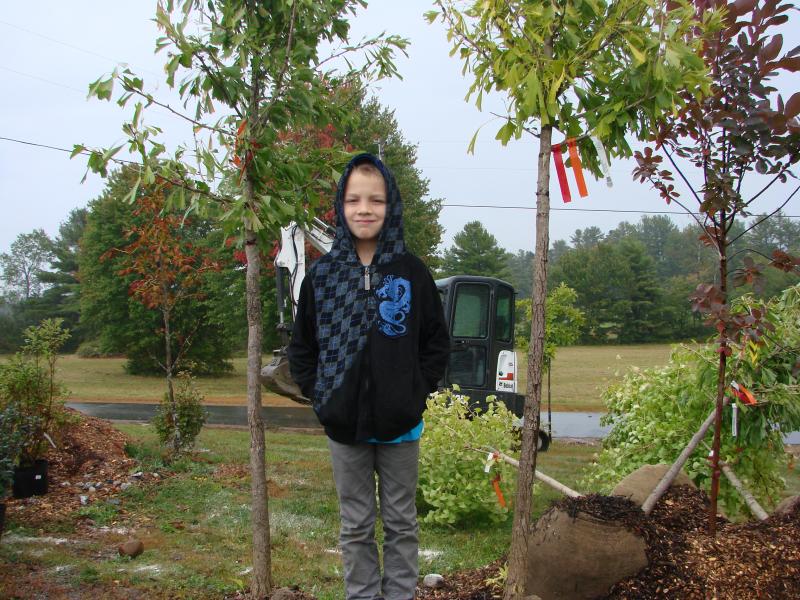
left=328, top=438, right=419, bottom=600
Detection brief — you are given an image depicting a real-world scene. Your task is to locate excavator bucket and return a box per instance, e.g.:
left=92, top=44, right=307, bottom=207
left=260, top=354, right=312, bottom=406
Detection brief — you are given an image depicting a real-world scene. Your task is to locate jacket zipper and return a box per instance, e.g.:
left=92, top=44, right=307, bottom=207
left=364, top=265, right=371, bottom=290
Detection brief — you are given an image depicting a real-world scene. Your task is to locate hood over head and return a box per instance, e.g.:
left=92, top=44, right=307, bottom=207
left=329, top=153, right=405, bottom=266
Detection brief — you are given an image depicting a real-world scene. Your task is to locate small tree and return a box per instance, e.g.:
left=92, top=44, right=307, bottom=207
left=632, top=0, right=800, bottom=533
left=103, top=191, right=218, bottom=453
left=428, top=0, right=713, bottom=594
left=77, top=2, right=406, bottom=595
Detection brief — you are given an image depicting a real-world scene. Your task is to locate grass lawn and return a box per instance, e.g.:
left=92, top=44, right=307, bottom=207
left=0, top=425, right=600, bottom=600
left=4, top=343, right=679, bottom=412
left=519, top=343, right=678, bottom=411
left=55, top=355, right=297, bottom=407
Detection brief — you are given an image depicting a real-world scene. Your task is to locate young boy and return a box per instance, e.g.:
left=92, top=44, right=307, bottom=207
left=288, top=153, right=450, bottom=599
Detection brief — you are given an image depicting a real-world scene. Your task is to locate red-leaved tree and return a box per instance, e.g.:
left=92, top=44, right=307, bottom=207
left=633, top=0, right=800, bottom=533
left=103, top=190, right=220, bottom=452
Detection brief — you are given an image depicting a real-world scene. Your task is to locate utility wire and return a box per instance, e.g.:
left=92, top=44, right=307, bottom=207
left=2, top=134, right=799, bottom=219
left=0, top=18, right=162, bottom=78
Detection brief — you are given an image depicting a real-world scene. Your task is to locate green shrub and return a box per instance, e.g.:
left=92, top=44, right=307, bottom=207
left=152, top=372, right=208, bottom=454
left=76, top=340, right=107, bottom=358
left=0, top=403, right=39, bottom=499
left=0, top=319, right=70, bottom=464
left=418, top=387, right=518, bottom=526
left=584, top=285, right=800, bottom=519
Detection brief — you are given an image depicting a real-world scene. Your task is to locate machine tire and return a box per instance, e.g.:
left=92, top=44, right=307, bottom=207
left=538, top=430, right=551, bottom=453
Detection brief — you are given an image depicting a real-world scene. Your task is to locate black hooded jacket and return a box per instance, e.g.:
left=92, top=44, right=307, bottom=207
left=287, top=154, right=450, bottom=444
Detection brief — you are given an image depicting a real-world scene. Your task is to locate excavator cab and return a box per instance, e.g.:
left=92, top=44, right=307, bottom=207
left=436, top=276, right=524, bottom=417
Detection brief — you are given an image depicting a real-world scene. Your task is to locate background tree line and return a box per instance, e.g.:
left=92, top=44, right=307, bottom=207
left=0, top=91, right=443, bottom=368
left=437, top=214, right=799, bottom=345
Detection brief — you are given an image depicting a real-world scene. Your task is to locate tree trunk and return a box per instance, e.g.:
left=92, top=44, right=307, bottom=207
left=504, top=123, right=553, bottom=600
left=709, top=226, right=728, bottom=536
left=162, top=302, right=180, bottom=454
left=244, top=181, right=272, bottom=599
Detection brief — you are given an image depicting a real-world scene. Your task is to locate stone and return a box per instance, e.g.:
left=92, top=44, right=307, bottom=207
left=106, top=498, right=121, bottom=506
left=774, top=494, right=799, bottom=516
left=423, top=573, right=446, bottom=589
left=525, top=506, right=648, bottom=600
left=131, top=472, right=143, bottom=479
left=79, top=495, right=89, bottom=506
left=611, top=464, right=695, bottom=507
left=88, top=486, right=96, bottom=493
left=120, top=482, right=132, bottom=491
left=118, top=539, right=144, bottom=558
left=270, top=587, right=297, bottom=599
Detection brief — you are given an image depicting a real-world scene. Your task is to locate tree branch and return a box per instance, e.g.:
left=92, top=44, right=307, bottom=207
left=729, top=184, right=800, bottom=245
left=259, top=0, right=298, bottom=128
left=123, top=85, right=234, bottom=136
left=745, top=167, right=795, bottom=207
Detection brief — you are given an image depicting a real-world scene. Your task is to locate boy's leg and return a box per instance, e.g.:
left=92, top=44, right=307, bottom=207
left=328, top=439, right=382, bottom=600
left=376, top=440, right=420, bottom=600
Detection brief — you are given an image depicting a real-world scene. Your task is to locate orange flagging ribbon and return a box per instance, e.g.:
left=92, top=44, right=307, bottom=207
left=567, top=138, right=589, bottom=198
left=492, top=474, right=507, bottom=508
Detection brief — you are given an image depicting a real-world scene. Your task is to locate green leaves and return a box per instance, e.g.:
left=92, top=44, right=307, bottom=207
left=433, top=0, right=712, bottom=174
left=419, top=388, right=518, bottom=525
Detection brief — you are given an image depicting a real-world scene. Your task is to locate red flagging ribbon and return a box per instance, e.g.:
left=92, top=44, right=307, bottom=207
left=567, top=138, right=589, bottom=198
left=492, top=474, right=507, bottom=508
left=552, top=145, right=572, bottom=203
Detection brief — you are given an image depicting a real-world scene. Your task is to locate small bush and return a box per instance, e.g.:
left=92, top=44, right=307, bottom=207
left=76, top=340, right=107, bottom=358
left=0, top=319, right=70, bottom=464
left=0, top=404, right=39, bottom=499
left=152, top=372, right=208, bottom=455
left=418, top=387, right=518, bottom=526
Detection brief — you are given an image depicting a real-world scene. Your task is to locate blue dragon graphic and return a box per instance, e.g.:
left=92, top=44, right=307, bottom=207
left=375, top=275, right=411, bottom=337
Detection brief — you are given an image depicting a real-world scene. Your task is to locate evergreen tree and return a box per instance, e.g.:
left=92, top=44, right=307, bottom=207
left=506, top=249, right=534, bottom=298
left=439, top=221, right=511, bottom=280
left=342, top=93, right=444, bottom=266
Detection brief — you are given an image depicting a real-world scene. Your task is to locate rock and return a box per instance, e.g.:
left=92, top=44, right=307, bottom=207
left=120, top=482, right=132, bottom=491
left=152, top=472, right=160, bottom=478
left=423, top=573, right=446, bottom=589
left=131, top=472, right=143, bottom=479
left=270, top=587, right=297, bottom=599
left=525, top=506, right=648, bottom=600
left=79, top=495, right=89, bottom=506
left=611, top=464, right=695, bottom=507
left=774, top=494, right=799, bottom=516
left=118, top=539, right=144, bottom=558
left=106, top=498, right=121, bottom=506
left=88, top=486, right=96, bottom=493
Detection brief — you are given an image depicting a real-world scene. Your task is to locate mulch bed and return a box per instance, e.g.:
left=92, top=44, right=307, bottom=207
left=4, top=408, right=155, bottom=526
left=411, top=486, right=800, bottom=600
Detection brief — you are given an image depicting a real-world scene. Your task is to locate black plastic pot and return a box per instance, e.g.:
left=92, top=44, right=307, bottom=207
left=12, top=459, right=48, bottom=498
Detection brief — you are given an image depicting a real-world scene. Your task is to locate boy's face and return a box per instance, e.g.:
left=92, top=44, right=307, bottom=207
left=343, top=170, right=387, bottom=244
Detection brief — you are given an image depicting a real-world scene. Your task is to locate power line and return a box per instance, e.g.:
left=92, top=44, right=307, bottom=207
left=441, top=203, right=800, bottom=218
left=0, top=18, right=161, bottom=78
left=0, top=65, right=86, bottom=95
left=2, top=134, right=799, bottom=219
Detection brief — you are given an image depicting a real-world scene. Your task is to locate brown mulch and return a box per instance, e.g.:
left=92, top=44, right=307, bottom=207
left=5, top=408, right=147, bottom=526
left=408, top=486, right=800, bottom=600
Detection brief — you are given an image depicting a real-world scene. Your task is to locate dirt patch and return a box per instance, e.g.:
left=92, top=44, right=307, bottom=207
left=4, top=408, right=158, bottom=527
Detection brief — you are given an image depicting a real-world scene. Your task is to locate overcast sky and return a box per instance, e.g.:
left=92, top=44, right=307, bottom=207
left=1, top=1, right=799, bottom=258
